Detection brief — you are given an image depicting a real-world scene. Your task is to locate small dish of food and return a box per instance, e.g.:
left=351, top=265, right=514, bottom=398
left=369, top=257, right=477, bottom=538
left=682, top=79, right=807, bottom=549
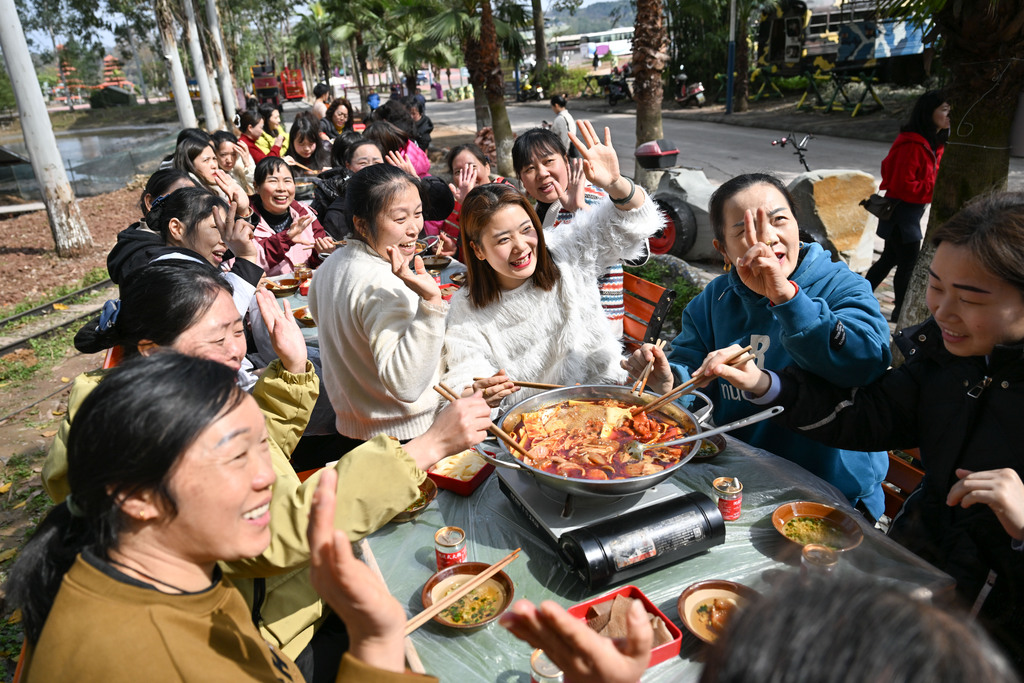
left=428, top=448, right=495, bottom=496
left=449, top=271, right=467, bottom=287
left=265, top=277, right=300, bottom=298
left=691, top=434, right=727, bottom=461
left=568, top=585, right=682, bottom=667
left=771, top=501, right=864, bottom=552
left=390, top=477, right=438, bottom=523
left=292, top=306, right=316, bottom=327
left=677, top=580, right=758, bottom=644
left=415, top=240, right=428, bottom=254
left=421, top=254, right=452, bottom=270
left=420, top=562, right=514, bottom=629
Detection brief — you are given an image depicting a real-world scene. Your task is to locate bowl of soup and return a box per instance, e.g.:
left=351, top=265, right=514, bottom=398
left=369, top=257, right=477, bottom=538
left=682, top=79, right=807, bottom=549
left=771, top=501, right=864, bottom=552
left=292, top=306, right=316, bottom=327
left=390, top=477, right=437, bottom=523
left=677, top=580, right=758, bottom=644
left=265, top=277, right=299, bottom=298
left=420, top=562, right=514, bottom=629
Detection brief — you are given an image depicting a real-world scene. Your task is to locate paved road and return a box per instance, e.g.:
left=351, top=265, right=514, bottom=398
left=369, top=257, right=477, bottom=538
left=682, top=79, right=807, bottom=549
left=420, top=99, right=1024, bottom=189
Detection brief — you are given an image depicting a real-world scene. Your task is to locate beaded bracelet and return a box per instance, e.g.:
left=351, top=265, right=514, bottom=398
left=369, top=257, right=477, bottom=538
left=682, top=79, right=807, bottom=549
left=609, top=177, right=636, bottom=205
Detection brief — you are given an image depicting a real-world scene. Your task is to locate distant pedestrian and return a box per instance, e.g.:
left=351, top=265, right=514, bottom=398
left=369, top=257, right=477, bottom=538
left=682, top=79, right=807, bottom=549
left=311, top=82, right=331, bottom=121
left=865, top=90, right=950, bottom=321
left=550, top=94, right=577, bottom=158
left=403, top=95, right=433, bottom=151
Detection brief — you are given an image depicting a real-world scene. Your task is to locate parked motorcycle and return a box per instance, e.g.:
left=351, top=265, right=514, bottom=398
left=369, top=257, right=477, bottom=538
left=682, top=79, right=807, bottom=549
left=674, top=64, right=705, bottom=108
left=517, top=77, right=544, bottom=102
left=602, top=64, right=632, bottom=106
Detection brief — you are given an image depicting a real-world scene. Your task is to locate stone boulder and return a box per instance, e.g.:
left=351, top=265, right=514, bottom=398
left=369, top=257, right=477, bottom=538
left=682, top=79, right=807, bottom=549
left=787, top=170, right=877, bottom=273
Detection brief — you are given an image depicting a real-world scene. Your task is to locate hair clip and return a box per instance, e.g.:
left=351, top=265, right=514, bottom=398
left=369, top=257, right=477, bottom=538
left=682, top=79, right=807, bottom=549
left=150, top=193, right=169, bottom=210
left=98, top=299, right=121, bottom=332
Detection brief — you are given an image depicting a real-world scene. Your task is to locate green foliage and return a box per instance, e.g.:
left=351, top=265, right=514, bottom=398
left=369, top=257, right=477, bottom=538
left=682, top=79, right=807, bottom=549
left=625, top=260, right=703, bottom=338
left=665, top=0, right=729, bottom=87
left=774, top=76, right=807, bottom=91
left=535, top=64, right=590, bottom=97
left=0, top=268, right=108, bottom=320
left=0, top=68, right=15, bottom=113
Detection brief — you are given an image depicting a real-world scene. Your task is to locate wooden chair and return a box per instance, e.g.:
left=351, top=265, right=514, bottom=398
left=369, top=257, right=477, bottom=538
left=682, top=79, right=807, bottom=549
left=882, top=448, right=924, bottom=520
left=101, top=345, right=125, bottom=370
left=622, top=272, right=677, bottom=354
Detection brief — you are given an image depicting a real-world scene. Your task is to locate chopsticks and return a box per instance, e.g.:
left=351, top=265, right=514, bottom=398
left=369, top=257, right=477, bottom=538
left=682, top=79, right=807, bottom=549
left=633, top=345, right=755, bottom=415
left=631, top=339, right=667, bottom=396
left=405, top=548, right=521, bottom=635
left=433, top=383, right=533, bottom=460
left=472, top=377, right=565, bottom=390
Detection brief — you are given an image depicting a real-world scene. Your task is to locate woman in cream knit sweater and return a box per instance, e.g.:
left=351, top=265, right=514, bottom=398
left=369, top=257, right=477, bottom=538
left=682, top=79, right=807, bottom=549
left=443, top=121, right=663, bottom=410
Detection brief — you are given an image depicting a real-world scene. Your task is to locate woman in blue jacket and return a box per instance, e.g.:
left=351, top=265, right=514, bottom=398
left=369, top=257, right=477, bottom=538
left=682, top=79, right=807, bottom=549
left=624, top=173, right=891, bottom=519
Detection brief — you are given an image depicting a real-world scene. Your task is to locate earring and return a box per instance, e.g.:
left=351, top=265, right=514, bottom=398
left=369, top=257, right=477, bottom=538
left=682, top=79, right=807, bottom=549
left=723, top=261, right=732, bottom=273
left=138, top=511, right=148, bottom=521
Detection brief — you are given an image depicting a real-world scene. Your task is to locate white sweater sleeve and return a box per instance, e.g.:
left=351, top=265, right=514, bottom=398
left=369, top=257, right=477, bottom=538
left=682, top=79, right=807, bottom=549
left=442, top=296, right=498, bottom=398
left=361, top=285, right=449, bottom=403
left=546, top=195, right=662, bottom=275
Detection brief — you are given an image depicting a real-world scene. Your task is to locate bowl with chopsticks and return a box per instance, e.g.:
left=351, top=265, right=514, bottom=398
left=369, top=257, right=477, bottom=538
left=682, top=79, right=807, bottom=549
left=419, top=561, right=515, bottom=629
left=265, top=277, right=299, bottom=298
left=389, top=477, right=438, bottom=523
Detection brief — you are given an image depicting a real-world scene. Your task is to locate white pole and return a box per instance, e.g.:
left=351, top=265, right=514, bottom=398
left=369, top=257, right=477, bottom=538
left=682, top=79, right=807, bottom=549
left=154, top=0, right=197, bottom=129
left=0, top=0, right=93, bottom=256
left=181, top=0, right=220, bottom=130
left=204, top=0, right=238, bottom=121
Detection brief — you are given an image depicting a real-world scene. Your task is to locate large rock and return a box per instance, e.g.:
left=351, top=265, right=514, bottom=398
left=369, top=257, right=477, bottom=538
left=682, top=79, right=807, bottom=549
left=787, top=170, right=877, bottom=273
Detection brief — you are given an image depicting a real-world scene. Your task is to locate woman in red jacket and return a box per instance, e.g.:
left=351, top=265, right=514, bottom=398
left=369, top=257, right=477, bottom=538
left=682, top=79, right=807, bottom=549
left=236, top=109, right=282, bottom=163
left=866, top=90, right=950, bottom=321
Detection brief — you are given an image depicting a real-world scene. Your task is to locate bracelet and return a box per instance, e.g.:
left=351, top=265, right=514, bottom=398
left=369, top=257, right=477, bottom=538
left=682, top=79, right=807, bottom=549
left=609, top=177, right=636, bottom=205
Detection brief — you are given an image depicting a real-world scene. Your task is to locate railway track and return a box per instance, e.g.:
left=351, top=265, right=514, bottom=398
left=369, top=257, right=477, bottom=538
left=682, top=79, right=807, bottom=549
left=0, top=279, right=113, bottom=359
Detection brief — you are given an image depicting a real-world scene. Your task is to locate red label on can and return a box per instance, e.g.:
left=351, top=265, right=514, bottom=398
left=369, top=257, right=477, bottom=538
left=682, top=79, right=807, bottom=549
left=717, top=495, right=742, bottom=521
left=299, top=280, right=310, bottom=296
left=435, top=546, right=467, bottom=570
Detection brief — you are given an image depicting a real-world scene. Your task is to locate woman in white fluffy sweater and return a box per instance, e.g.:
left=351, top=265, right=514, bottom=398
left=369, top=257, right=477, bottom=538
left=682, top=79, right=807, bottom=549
left=443, top=121, right=663, bottom=410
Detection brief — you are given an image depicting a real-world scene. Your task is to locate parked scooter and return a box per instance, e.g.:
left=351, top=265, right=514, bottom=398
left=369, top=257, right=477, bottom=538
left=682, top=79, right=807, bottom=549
left=517, top=77, right=544, bottom=102
left=674, top=64, right=705, bottom=108
left=604, top=64, right=632, bottom=106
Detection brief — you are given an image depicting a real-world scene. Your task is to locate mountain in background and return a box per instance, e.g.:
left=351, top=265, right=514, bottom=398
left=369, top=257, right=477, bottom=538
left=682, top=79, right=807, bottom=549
left=547, top=0, right=634, bottom=35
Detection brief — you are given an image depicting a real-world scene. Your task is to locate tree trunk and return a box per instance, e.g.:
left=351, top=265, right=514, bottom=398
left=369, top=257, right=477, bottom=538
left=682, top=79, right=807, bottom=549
left=181, top=0, right=220, bottom=130
left=204, top=0, right=237, bottom=121
left=632, top=0, right=667, bottom=190
left=0, top=0, right=93, bottom=257
left=405, top=71, right=418, bottom=98
left=319, top=38, right=332, bottom=86
left=205, top=61, right=226, bottom=129
left=478, top=0, right=514, bottom=176
left=734, top=18, right=749, bottom=113
left=154, top=0, right=197, bottom=128
left=464, top=33, right=493, bottom=131
left=531, top=0, right=547, bottom=78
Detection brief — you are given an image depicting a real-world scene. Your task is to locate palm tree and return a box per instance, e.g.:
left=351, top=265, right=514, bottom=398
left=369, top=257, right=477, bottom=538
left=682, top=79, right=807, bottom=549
left=293, top=3, right=335, bottom=85
left=632, top=0, right=667, bottom=187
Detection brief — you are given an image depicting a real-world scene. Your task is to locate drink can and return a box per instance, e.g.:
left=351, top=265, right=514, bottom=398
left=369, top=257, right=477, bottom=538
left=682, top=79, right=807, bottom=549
left=298, top=279, right=310, bottom=296
left=434, top=526, right=467, bottom=570
left=712, top=476, right=743, bottom=521
left=530, top=649, right=563, bottom=683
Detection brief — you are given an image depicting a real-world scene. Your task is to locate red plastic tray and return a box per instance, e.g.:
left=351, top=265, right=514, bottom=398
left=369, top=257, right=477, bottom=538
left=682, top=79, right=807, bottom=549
left=426, top=447, right=495, bottom=496
left=567, top=585, right=683, bottom=668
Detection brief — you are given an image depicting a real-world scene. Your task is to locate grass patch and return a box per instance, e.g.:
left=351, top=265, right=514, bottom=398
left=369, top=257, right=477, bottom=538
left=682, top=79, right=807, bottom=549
left=0, top=325, right=78, bottom=384
left=625, top=260, right=704, bottom=339
left=0, top=268, right=109, bottom=322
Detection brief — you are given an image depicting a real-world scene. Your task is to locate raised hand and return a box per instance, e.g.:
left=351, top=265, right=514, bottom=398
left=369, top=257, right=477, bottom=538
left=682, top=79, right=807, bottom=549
left=450, top=164, right=479, bottom=204
left=233, top=141, right=253, bottom=169
left=254, top=288, right=308, bottom=373
left=557, top=157, right=587, bottom=213
left=947, top=468, right=1024, bottom=541
left=500, top=598, right=652, bottom=683
left=388, top=248, right=441, bottom=305
left=735, top=208, right=796, bottom=304
left=215, top=201, right=258, bottom=263
left=620, top=343, right=673, bottom=394
left=286, top=214, right=316, bottom=246
left=307, top=469, right=407, bottom=673
left=213, top=170, right=251, bottom=216
left=385, top=149, right=417, bottom=177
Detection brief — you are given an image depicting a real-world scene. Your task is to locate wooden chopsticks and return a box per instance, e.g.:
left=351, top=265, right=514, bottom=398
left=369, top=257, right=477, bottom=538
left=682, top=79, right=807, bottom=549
left=631, top=339, right=667, bottom=396
left=405, top=548, right=521, bottom=635
left=634, top=345, right=755, bottom=415
left=433, top=383, right=532, bottom=460
left=471, top=377, right=564, bottom=390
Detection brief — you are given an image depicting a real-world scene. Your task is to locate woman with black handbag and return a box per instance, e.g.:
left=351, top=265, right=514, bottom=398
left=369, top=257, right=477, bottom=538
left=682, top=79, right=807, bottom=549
left=865, top=90, right=950, bottom=321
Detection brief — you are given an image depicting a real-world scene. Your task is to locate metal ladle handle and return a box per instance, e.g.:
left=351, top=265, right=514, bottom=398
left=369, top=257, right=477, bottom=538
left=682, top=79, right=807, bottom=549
left=650, top=405, right=785, bottom=450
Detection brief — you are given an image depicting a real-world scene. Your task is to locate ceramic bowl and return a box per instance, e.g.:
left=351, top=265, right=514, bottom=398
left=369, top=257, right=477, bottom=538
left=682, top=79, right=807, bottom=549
left=266, top=277, right=299, bottom=298
left=677, top=579, right=758, bottom=644
left=390, top=477, right=438, bottom=523
left=420, top=561, right=514, bottom=629
left=771, top=501, right=864, bottom=552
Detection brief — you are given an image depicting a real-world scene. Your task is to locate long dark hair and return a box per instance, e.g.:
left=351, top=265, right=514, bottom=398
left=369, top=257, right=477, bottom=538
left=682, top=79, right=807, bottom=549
left=363, top=120, right=409, bottom=154
left=138, top=169, right=193, bottom=217
left=146, top=187, right=227, bottom=248
left=4, top=353, right=246, bottom=644
left=236, top=109, right=263, bottom=138
left=75, top=261, right=233, bottom=355
left=171, top=137, right=216, bottom=189
left=370, top=99, right=416, bottom=139
left=902, top=89, right=949, bottom=152
left=285, top=111, right=330, bottom=170
left=460, top=183, right=560, bottom=308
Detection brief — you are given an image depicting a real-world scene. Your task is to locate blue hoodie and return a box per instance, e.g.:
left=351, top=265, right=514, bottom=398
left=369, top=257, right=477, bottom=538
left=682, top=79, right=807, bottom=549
left=668, top=242, right=890, bottom=517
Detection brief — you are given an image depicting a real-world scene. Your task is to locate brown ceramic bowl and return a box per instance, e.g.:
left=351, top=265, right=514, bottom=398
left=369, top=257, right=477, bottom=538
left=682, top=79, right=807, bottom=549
left=771, top=501, right=864, bottom=552
left=420, top=561, right=514, bottom=629
left=421, top=254, right=452, bottom=270
left=449, top=271, right=467, bottom=287
left=266, top=278, right=299, bottom=298
left=677, top=580, right=758, bottom=644
left=691, top=434, right=727, bottom=461
left=292, top=306, right=316, bottom=328
left=390, top=477, right=438, bottom=523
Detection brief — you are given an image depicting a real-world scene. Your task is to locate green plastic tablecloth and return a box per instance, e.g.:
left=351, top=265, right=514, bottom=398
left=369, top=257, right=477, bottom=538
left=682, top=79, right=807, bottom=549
left=366, top=437, right=952, bottom=682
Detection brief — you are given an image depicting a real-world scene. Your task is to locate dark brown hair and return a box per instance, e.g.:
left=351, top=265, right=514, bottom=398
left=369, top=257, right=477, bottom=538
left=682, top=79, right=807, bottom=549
left=460, top=184, right=560, bottom=308
left=931, top=191, right=1024, bottom=299
left=325, top=97, right=354, bottom=134
left=707, top=172, right=797, bottom=244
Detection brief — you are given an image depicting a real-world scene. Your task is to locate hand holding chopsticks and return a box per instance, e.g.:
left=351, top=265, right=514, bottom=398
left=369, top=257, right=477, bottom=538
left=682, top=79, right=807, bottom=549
left=633, top=345, right=756, bottom=415
left=631, top=339, right=667, bottom=396
left=405, top=549, right=521, bottom=635
left=433, top=383, right=532, bottom=460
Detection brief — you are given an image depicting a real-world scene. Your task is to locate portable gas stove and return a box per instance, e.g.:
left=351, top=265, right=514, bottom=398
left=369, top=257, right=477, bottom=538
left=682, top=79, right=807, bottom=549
left=497, top=468, right=725, bottom=588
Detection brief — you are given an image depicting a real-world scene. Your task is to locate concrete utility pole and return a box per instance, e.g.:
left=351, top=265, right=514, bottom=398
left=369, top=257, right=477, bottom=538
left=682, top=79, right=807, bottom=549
left=0, top=0, right=93, bottom=257
left=154, top=0, right=198, bottom=129
left=204, top=0, right=238, bottom=122
left=181, top=0, right=221, bottom=130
